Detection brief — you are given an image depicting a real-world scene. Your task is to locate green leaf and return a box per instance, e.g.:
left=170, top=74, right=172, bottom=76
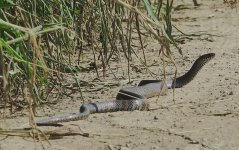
left=0, top=38, right=22, bottom=60
left=0, top=0, right=16, bottom=9
left=143, top=0, right=161, bottom=26
left=0, top=38, right=34, bottom=74
left=143, top=0, right=172, bottom=42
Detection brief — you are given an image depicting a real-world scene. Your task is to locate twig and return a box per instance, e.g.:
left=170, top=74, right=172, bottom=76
left=0, top=127, right=91, bottom=140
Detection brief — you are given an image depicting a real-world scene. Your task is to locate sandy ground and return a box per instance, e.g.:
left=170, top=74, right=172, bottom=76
left=1, top=1, right=239, bottom=150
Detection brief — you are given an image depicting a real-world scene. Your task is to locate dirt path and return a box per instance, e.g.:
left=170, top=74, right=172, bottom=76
left=1, top=1, right=239, bottom=150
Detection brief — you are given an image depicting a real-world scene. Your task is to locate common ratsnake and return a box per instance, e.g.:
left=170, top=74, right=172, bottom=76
left=36, top=53, right=215, bottom=126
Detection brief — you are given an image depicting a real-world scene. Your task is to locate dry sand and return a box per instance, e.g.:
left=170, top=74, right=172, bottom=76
left=1, top=1, right=239, bottom=150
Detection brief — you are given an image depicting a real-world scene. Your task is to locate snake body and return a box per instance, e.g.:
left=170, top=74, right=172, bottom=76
left=37, top=53, right=215, bottom=126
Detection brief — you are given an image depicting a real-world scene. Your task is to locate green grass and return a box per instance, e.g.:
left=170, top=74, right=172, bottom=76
left=0, top=0, right=184, bottom=125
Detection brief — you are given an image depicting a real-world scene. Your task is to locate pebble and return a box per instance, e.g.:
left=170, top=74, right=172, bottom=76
left=190, top=140, right=199, bottom=144
left=208, top=14, right=215, bottom=18
left=154, top=116, right=159, bottom=120
left=108, top=114, right=114, bottom=117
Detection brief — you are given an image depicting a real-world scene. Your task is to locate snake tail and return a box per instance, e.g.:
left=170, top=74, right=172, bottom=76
left=36, top=100, right=149, bottom=125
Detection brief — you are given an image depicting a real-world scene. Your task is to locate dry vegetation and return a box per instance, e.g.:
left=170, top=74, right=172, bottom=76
left=2, top=0, right=235, bottom=142
left=0, top=0, right=239, bottom=149
left=0, top=0, right=184, bottom=123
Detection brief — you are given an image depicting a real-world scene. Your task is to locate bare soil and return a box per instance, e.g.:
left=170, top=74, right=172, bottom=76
left=1, top=1, right=239, bottom=150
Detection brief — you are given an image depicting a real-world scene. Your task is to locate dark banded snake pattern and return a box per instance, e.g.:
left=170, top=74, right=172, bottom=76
left=37, top=53, right=215, bottom=126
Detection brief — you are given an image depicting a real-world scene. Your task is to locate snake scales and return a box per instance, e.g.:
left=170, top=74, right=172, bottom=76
left=37, top=53, right=215, bottom=126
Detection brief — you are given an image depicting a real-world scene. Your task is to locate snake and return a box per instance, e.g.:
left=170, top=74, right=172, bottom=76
left=36, top=53, right=215, bottom=126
